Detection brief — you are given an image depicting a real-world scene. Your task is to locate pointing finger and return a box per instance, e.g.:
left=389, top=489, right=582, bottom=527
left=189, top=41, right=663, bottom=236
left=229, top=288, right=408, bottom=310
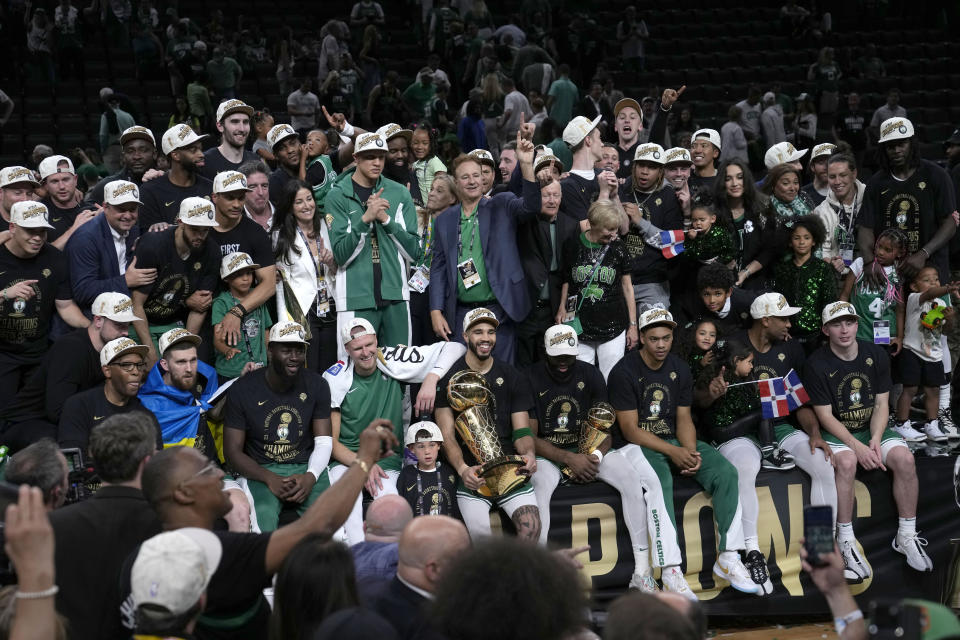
left=676, top=85, right=687, bottom=97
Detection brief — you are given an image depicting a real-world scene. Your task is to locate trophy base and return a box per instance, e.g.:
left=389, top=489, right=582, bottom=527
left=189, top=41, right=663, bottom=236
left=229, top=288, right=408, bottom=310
left=478, top=455, right=529, bottom=497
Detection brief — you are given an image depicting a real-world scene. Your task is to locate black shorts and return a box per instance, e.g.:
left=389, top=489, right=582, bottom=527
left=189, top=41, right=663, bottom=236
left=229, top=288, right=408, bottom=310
left=898, top=348, right=947, bottom=387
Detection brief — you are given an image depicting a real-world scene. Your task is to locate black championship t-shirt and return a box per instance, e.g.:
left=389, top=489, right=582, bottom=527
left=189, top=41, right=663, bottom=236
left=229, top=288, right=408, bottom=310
left=608, top=352, right=693, bottom=440
left=525, top=359, right=607, bottom=450
left=200, top=147, right=258, bottom=181
left=210, top=216, right=276, bottom=266
left=57, top=387, right=161, bottom=453
left=224, top=368, right=331, bottom=465
left=41, top=198, right=97, bottom=244
left=138, top=174, right=214, bottom=231
left=687, top=173, right=718, bottom=202
left=397, top=463, right=461, bottom=518
left=561, top=233, right=629, bottom=342
left=834, top=109, right=868, bottom=151
left=617, top=184, right=683, bottom=283
left=436, top=356, right=534, bottom=463
left=0, top=244, right=72, bottom=357
left=733, top=329, right=806, bottom=382
left=559, top=172, right=599, bottom=222
left=616, top=141, right=640, bottom=180
left=134, top=228, right=220, bottom=324
left=803, top=340, right=892, bottom=434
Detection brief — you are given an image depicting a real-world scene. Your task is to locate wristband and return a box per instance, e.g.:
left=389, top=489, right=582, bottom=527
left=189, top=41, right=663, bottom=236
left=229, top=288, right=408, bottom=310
left=352, top=458, right=370, bottom=474
left=512, top=427, right=533, bottom=442
left=15, top=585, right=58, bottom=599
left=341, top=121, right=355, bottom=138
left=235, top=303, right=248, bottom=315
left=920, top=247, right=931, bottom=258
left=591, top=450, right=604, bottom=463
left=834, top=609, right=863, bottom=636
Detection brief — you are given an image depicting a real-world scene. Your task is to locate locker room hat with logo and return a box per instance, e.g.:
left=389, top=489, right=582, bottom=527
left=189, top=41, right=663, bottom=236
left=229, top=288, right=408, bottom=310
left=92, top=291, right=142, bottom=323
left=354, top=132, right=389, bottom=154
left=132, top=528, right=222, bottom=616
left=158, top=328, right=202, bottom=355
left=878, top=117, right=915, bottom=144
left=267, top=123, right=299, bottom=151
left=821, top=300, right=859, bottom=325
left=100, top=337, right=150, bottom=367
left=810, top=143, right=837, bottom=160
left=468, top=149, right=496, bottom=168
left=534, top=148, right=564, bottom=173
left=215, top=98, right=255, bottom=123
left=663, top=147, right=694, bottom=165
left=178, top=196, right=218, bottom=227
left=634, top=143, right=666, bottom=165
left=340, top=317, right=376, bottom=345
left=103, top=179, right=143, bottom=206
left=213, top=170, right=253, bottom=194
left=161, top=124, right=209, bottom=155
left=377, top=122, right=414, bottom=144
left=750, top=292, right=802, bottom=319
left=544, top=324, right=579, bottom=356
left=220, top=252, right=260, bottom=279
left=638, top=307, right=677, bottom=331
left=10, top=201, right=54, bottom=229
left=764, top=141, right=808, bottom=169
left=0, top=165, right=40, bottom=188
left=562, top=115, right=602, bottom=147
left=405, top=420, right=444, bottom=446
left=271, top=320, right=309, bottom=345
left=120, top=125, right=156, bottom=147
left=462, top=307, right=499, bottom=332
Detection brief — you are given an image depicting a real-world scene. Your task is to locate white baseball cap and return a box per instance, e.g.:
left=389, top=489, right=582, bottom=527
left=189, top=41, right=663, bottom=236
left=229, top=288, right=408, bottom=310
left=468, top=148, right=495, bottom=167
left=404, top=420, right=444, bottom=446
left=663, top=147, right=694, bottom=165
left=764, top=141, right=807, bottom=169
left=534, top=148, right=563, bottom=173
left=544, top=324, right=579, bottom=356
left=120, top=125, right=156, bottom=147
left=821, top=300, right=859, bottom=325
left=270, top=320, right=309, bottom=345
left=463, top=307, right=499, bottom=333
left=132, top=528, right=222, bottom=616
left=340, top=317, right=376, bottom=346
left=10, top=201, right=54, bottom=229
left=562, top=115, right=601, bottom=147
left=99, top=337, right=149, bottom=367
left=750, top=292, right=802, bottom=319
left=354, top=132, right=389, bottom=154
left=161, top=124, right=208, bottom=155
left=215, top=98, right=254, bottom=123
left=878, top=117, right=915, bottom=144
left=92, top=292, right=142, bottom=323
left=177, top=197, right=217, bottom=227
left=691, top=128, right=721, bottom=151
left=0, top=166, right=40, bottom=188
left=376, top=123, right=413, bottom=143
left=158, top=328, right=202, bottom=355
left=267, top=123, right=299, bottom=150
left=212, top=170, right=252, bottom=194
left=220, top=252, right=260, bottom=279
left=810, top=142, right=837, bottom=160
left=103, top=180, right=143, bottom=206
left=638, top=307, right=677, bottom=331
left=633, top=143, right=666, bottom=165
left=38, top=155, right=75, bottom=180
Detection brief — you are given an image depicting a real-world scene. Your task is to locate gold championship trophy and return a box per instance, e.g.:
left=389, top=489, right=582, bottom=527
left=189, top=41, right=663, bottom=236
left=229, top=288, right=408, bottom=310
left=447, top=369, right=528, bottom=497
left=561, top=402, right=615, bottom=480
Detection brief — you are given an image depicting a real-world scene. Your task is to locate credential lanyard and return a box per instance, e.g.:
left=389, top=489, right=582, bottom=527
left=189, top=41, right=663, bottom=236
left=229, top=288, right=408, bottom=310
left=456, top=206, right=479, bottom=259
left=416, top=462, right=443, bottom=516
left=296, top=226, right=326, bottom=284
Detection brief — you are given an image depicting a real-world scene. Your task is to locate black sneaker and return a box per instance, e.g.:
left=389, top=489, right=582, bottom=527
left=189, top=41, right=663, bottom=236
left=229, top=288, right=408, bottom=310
left=743, top=550, right=773, bottom=595
left=761, top=447, right=796, bottom=471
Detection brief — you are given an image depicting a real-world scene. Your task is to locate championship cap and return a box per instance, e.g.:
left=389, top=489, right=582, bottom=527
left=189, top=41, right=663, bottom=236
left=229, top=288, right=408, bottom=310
left=764, top=141, right=808, bottom=169
left=38, top=155, right=75, bottom=181
left=354, top=132, right=389, bottom=154
left=161, top=124, right=208, bottom=155
left=663, top=147, right=694, bottom=165
left=633, top=143, right=665, bottom=165
left=821, top=300, right=858, bottom=325
left=691, top=128, right=722, bottom=151
left=638, top=307, right=677, bottom=331
left=878, top=117, right=915, bottom=144
left=945, top=128, right=960, bottom=147
left=99, top=337, right=149, bottom=367
left=92, top=292, right=142, bottom=323
left=0, top=166, right=40, bottom=188
left=376, top=123, right=413, bottom=144
left=267, top=124, right=299, bottom=150
left=213, top=170, right=252, bottom=194
left=270, top=320, right=309, bottom=345
left=103, top=180, right=143, bottom=206
left=177, top=197, right=217, bottom=227
left=468, top=149, right=495, bottom=167
left=534, top=148, right=563, bottom=173
left=463, top=307, right=499, bottom=333
left=544, top=324, right=579, bottom=357
left=810, top=142, right=837, bottom=160
left=562, top=115, right=602, bottom=147
left=215, top=98, right=254, bottom=123
left=340, top=317, right=376, bottom=346
left=10, top=201, right=54, bottom=229
left=120, top=125, right=156, bottom=147
left=750, top=292, right=802, bottom=319
left=220, top=252, right=260, bottom=279
left=613, top=97, right=642, bottom=118
left=132, top=528, right=222, bottom=616
left=404, top=420, right=444, bottom=446
left=158, top=328, right=202, bottom=355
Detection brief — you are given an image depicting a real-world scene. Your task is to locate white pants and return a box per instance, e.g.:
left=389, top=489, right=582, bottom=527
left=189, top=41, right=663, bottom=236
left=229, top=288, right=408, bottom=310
left=327, top=463, right=399, bottom=545
left=616, top=444, right=684, bottom=567
left=577, top=331, right=626, bottom=381
left=457, top=485, right=538, bottom=539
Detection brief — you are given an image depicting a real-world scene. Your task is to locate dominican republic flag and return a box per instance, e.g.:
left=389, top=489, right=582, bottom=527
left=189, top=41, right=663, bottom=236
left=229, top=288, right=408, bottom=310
left=660, top=230, right=684, bottom=259
left=783, top=368, right=810, bottom=407
left=758, top=369, right=809, bottom=419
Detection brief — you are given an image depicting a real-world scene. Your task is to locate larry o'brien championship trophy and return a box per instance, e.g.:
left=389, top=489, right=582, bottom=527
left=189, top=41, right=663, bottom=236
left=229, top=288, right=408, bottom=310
left=561, top=402, right=616, bottom=480
left=447, top=369, right=528, bottom=497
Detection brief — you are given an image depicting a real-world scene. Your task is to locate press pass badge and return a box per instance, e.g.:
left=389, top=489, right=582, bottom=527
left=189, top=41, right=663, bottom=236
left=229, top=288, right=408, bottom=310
left=457, top=258, right=481, bottom=289
left=408, top=265, right=430, bottom=293
left=873, top=320, right=890, bottom=345
left=563, top=295, right=578, bottom=322
left=316, top=278, right=330, bottom=316
left=840, top=241, right=854, bottom=266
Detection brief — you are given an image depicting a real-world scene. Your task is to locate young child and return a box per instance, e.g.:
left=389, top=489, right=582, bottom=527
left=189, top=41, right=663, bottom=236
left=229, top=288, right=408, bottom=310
left=840, top=228, right=907, bottom=352
left=411, top=123, right=447, bottom=205
left=212, top=252, right=269, bottom=380
left=397, top=421, right=460, bottom=518
left=696, top=339, right=760, bottom=444
left=684, top=202, right=735, bottom=266
left=682, top=317, right=719, bottom=375
left=893, top=265, right=960, bottom=442
left=685, top=263, right=756, bottom=337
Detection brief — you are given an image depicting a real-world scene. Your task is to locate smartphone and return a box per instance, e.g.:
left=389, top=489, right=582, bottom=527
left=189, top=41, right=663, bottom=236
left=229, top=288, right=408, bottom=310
left=0, top=481, right=20, bottom=522
left=61, top=447, right=84, bottom=474
left=803, top=504, right=834, bottom=567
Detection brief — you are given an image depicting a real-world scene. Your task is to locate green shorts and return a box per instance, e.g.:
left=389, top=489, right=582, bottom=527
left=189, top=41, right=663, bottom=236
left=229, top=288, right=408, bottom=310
left=823, top=428, right=907, bottom=462
left=248, top=462, right=330, bottom=532
left=456, top=478, right=536, bottom=509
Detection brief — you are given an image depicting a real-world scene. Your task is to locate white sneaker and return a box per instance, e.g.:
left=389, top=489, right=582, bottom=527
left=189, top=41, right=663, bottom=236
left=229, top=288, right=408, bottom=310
left=661, top=566, right=698, bottom=601
left=838, top=538, right=872, bottom=582
left=938, top=408, right=958, bottom=438
left=923, top=421, right=950, bottom=442
left=713, top=552, right=759, bottom=594
left=893, top=531, right=933, bottom=572
left=892, top=420, right=927, bottom=442
left=628, top=571, right=659, bottom=593
left=743, top=550, right=774, bottom=595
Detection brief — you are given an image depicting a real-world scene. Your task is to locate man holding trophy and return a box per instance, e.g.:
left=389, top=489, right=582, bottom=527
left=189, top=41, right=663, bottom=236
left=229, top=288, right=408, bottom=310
left=435, top=308, right=541, bottom=541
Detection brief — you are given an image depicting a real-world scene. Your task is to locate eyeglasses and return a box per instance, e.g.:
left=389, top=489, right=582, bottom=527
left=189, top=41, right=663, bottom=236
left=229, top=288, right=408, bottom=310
left=111, top=361, right=146, bottom=372
left=187, top=461, right=220, bottom=481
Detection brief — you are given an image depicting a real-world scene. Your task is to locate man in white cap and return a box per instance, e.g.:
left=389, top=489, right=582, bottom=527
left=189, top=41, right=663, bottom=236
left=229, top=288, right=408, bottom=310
left=0, top=291, right=140, bottom=450
left=801, top=143, right=837, bottom=207
left=663, top=146, right=695, bottom=218
left=378, top=122, right=420, bottom=200
left=139, top=123, right=213, bottom=231
left=764, top=141, right=807, bottom=173
left=131, top=196, right=221, bottom=363
left=804, top=301, right=932, bottom=579
left=201, top=99, right=258, bottom=179
left=323, top=316, right=464, bottom=543
left=526, top=324, right=697, bottom=598
left=85, top=125, right=160, bottom=206
left=468, top=148, right=497, bottom=196
left=688, top=128, right=722, bottom=194
left=0, top=165, right=40, bottom=224
left=0, top=201, right=89, bottom=407
left=37, top=154, right=98, bottom=249
left=131, top=528, right=222, bottom=637
left=558, top=114, right=607, bottom=222
left=67, top=179, right=156, bottom=310
left=434, top=307, right=541, bottom=541
left=609, top=307, right=758, bottom=596
left=224, top=321, right=334, bottom=532
left=326, top=131, right=422, bottom=351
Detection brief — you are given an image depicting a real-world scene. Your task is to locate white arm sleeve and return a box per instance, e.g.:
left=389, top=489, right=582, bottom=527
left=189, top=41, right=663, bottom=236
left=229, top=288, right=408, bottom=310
left=307, top=436, right=333, bottom=480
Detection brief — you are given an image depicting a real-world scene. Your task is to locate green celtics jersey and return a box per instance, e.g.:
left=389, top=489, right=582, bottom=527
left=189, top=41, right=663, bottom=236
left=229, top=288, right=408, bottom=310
left=850, top=258, right=898, bottom=342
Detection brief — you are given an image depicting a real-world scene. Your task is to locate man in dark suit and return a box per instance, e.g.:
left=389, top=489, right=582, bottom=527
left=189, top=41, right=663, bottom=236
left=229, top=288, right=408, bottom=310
left=372, top=515, right=470, bottom=640
left=67, top=179, right=156, bottom=312
left=428, top=133, right=538, bottom=363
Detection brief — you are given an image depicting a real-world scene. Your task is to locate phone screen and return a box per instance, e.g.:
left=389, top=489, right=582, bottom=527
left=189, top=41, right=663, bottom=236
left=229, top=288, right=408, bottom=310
left=803, top=504, right=834, bottom=567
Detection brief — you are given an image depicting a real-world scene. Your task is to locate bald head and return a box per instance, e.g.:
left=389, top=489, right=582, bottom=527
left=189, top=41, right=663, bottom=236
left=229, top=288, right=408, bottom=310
left=363, top=495, right=413, bottom=542
left=397, top=515, right=470, bottom=593
left=141, top=446, right=195, bottom=507
left=655, top=591, right=707, bottom=640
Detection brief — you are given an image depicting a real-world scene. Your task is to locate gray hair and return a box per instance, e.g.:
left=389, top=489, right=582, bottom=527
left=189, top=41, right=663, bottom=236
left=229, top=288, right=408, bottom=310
left=89, top=412, right=158, bottom=483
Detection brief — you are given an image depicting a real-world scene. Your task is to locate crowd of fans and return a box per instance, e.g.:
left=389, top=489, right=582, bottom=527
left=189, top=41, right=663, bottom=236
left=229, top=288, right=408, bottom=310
left=0, top=1, right=959, bottom=640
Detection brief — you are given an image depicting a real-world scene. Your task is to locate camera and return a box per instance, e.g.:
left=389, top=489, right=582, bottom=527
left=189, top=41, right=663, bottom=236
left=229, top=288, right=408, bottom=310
left=61, top=448, right=100, bottom=505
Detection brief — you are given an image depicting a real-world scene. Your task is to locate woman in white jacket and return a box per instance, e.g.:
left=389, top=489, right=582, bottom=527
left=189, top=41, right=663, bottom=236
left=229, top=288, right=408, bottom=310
left=812, top=152, right=865, bottom=271
left=272, top=179, right=339, bottom=372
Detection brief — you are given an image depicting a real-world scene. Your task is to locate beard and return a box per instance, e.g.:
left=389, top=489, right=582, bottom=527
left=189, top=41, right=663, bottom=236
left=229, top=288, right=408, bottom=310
left=383, top=161, right=410, bottom=184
